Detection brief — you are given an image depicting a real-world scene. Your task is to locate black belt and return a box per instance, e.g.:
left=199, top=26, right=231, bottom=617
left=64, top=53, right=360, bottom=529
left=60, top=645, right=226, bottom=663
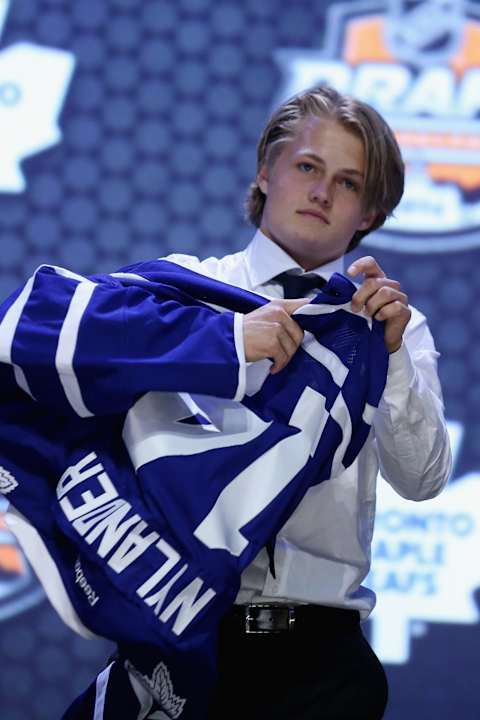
left=221, top=603, right=360, bottom=635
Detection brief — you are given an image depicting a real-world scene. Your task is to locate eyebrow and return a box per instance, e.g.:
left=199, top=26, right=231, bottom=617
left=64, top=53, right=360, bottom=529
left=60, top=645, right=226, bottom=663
left=297, top=151, right=365, bottom=179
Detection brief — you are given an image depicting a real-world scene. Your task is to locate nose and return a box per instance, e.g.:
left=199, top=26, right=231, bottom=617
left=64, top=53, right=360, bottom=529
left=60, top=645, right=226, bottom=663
left=309, top=178, right=333, bottom=207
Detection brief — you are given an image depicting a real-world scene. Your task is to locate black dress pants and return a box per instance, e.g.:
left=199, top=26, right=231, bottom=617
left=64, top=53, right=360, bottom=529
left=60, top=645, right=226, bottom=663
left=208, top=606, right=388, bottom=720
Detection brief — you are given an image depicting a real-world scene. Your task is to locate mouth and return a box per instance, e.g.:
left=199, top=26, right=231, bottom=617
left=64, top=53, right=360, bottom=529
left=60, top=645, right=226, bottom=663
left=296, top=209, right=330, bottom=225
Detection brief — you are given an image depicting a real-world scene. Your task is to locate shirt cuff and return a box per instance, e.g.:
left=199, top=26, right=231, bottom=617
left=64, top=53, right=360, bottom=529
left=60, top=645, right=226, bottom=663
left=232, top=312, right=246, bottom=401
left=383, top=342, right=416, bottom=400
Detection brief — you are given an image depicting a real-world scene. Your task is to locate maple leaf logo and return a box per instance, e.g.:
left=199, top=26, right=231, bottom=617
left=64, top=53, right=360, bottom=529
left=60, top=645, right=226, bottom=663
left=0, top=465, right=17, bottom=494
left=126, top=660, right=186, bottom=719
left=0, top=0, right=75, bottom=192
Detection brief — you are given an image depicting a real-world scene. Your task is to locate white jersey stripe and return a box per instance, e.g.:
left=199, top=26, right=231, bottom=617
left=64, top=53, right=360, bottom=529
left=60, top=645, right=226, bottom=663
left=110, top=271, right=147, bottom=282
left=56, top=280, right=96, bottom=417
left=48, top=264, right=91, bottom=283
left=13, top=365, right=34, bottom=399
left=5, top=506, right=98, bottom=639
left=93, top=662, right=114, bottom=720
left=302, top=330, right=349, bottom=387
left=328, top=390, right=353, bottom=480
left=0, top=273, right=35, bottom=364
left=233, top=312, right=246, bottom=402
left=0, top=264, right=92, bottom=398
left=295, top=302, right=373, bottom=329
left=294, top=301, right=352, bottom=316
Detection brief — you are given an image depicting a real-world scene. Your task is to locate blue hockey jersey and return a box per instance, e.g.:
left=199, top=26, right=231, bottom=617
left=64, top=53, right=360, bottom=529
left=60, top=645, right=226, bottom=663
left=0, top=260, right=388, bottom=718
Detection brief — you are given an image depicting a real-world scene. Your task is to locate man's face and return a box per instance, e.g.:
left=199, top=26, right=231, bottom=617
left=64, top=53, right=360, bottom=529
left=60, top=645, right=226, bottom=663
left=257, top=117, right=376, bottom=270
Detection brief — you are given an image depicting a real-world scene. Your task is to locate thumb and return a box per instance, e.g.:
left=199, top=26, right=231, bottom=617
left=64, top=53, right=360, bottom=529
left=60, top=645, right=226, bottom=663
left=281, top=298, right=311, bottom=315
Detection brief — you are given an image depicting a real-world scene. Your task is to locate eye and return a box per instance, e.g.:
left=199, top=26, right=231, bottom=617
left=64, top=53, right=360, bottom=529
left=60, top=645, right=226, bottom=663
left=297, top=162, right=315, bottom=173
left=341, top=177, right=359, bottom=192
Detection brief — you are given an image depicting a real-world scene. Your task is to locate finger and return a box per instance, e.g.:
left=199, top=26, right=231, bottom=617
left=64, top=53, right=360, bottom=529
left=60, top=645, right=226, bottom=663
left=347, top=255, right=386, bottom=279
left=264, top=303, right=305, bottom=346
left=283, top=316, right=305, bottom=347
left=374, top=300, right=411, bottom=323
left=277, top=327, right=300, bottom=362
left=269, top=313, right=305, bottom=372
left=270, top=343, right=290, bottom=374
left=364, top=288, right=408, bottom=317
left=269, top=322, right=303, bottom=373
left=351, top=279, right=402, bottom=312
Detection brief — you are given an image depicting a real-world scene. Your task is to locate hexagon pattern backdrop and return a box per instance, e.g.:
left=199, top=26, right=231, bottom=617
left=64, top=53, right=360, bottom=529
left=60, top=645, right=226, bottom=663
left=0, top=1, right=479, bottom=719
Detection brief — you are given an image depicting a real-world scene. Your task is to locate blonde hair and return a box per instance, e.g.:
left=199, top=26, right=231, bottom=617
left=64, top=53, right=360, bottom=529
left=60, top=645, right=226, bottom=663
left=245, top=85, right=404, bottom=251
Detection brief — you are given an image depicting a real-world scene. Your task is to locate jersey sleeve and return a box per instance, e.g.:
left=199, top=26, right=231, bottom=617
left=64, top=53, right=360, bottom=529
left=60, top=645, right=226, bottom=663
left=0, top=264, right=244, bottom=417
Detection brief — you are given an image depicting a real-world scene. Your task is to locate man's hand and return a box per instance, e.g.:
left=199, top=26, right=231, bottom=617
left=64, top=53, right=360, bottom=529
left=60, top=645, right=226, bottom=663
left=243, top=298, right=309, bottom=373
left=347, top=256, right=411, bottom=354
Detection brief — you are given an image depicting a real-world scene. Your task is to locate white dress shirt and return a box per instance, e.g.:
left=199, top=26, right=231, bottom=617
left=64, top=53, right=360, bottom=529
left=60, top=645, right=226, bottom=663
left=165, top=230, right=452, bottom=618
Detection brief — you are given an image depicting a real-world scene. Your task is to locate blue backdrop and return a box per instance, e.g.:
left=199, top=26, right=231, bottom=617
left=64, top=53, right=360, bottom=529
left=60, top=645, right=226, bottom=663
left=0, top=0, right=479, bottom=718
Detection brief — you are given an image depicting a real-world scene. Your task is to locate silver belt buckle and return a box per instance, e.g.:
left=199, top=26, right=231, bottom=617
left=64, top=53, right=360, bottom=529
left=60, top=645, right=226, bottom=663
left=244, top=604, right=296, bottom=634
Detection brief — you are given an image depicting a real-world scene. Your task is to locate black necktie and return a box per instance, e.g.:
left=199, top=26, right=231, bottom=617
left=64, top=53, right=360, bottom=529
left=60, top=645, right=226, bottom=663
left=265, top=272, right=326, bottom=578
left=274, top=271, right=326, bottom=299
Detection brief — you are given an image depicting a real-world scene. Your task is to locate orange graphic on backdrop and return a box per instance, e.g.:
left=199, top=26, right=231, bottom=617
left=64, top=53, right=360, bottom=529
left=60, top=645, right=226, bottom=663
left=0, top=513, right=24, bottom=574
left=449, top=24, right=480, bottom=75
left=343, top=16, right=480, bottom=190
left=344, top=16, right=394, bottom=64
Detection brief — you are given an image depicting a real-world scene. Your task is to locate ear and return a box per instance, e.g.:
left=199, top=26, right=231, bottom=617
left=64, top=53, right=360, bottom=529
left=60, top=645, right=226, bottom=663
left=357, top=209, right=376, bottom=232
left=256, top=164, right=269, bottom=195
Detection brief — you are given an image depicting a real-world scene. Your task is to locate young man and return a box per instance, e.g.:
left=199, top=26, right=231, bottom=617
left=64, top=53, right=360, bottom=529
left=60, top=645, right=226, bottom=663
left=0, top=85, right=451, bottom=719
left=164, top=85, right=451, bottom=719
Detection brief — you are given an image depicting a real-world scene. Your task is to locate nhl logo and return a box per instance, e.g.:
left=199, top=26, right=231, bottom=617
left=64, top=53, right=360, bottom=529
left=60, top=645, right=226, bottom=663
left=386, top=0, right=465, bottom=66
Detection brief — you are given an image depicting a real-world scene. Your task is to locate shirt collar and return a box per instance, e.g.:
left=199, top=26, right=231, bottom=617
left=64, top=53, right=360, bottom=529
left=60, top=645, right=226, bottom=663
left=244, top=229, right=345, bottom=290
